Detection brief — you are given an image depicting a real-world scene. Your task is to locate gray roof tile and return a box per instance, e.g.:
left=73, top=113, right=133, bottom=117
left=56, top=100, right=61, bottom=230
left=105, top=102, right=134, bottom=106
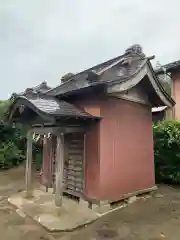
left=155, top=60, right=180, bottom=74
left=18, top=94, right=92, bottom=118
left=19, top=81, right=52, bottom=96
left=47, top=44, right=147, bottom=97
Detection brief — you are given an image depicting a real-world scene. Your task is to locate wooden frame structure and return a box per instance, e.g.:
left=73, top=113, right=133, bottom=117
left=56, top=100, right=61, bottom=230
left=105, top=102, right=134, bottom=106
left=24, top=125, right=86, bottom=207
left=8, top=44, right=177, bottom=207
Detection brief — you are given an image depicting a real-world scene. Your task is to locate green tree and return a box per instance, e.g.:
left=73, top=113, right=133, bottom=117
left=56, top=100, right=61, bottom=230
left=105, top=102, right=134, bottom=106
left=0, top=100, right=10, bottom=119
left=0, top=96, right=25, bottom=169
left=153, top=120, right=180, bottom=183
left=0, top=93, right=43, bottom=170
left=162, top=81, right=171, bottom=95
left=155, top=61, right=172, bottom=96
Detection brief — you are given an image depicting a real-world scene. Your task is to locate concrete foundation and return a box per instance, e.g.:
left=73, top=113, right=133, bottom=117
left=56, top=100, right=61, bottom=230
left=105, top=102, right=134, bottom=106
left=8, top=189, right=99, bottom=232
left=8, top=186, right=157, bottom=232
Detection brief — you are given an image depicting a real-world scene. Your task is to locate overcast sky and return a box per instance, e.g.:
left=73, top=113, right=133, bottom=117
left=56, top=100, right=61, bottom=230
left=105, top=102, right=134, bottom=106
left=0, top=0, right=180, bottom=99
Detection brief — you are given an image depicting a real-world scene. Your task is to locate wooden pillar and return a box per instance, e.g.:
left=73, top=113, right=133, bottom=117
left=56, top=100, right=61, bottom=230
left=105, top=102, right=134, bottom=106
left=49, top=135, right=53, bottom=189
left=25, top=130, right=33, bottom=198
left=83, top=133, right=86, bottom=191
left=42, top=134, right=51, bottom=192
left=52, top=136, right=56, bottom=194
left=55, top=133, right=64, bottom=207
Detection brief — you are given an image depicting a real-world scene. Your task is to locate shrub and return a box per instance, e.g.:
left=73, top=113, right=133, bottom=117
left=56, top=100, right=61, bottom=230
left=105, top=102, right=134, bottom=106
left=0, top=98, right=30, bottom=170
left=0, top=97, right=43, bottom=170
left=153, top=120, right=180, bottom=184
left=32, top=141, right=43, bottom=170
left=0, top=141, right=25, bottom=169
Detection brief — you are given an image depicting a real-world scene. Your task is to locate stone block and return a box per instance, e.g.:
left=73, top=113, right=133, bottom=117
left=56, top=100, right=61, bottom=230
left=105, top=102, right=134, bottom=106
left=16, top=208, right=26, bottom=218
left=125, top=196, right=137, bottom=204
left=79, top=199, right=89, bottom=208
left=92, top=203, right=111, bottom=214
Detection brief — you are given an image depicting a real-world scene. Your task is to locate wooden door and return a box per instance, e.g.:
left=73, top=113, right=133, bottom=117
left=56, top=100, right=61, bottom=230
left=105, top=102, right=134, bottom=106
left=63, top=133, right=85, bottom=197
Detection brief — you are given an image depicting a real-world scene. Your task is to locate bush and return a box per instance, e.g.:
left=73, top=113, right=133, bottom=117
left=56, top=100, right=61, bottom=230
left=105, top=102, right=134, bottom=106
left=0, top=97, right=43, bottom=170
left=153, top=120, right=180, bottom=184
left=0, top=122, right=26, bottom=169
left=0, top=97, right=37, bottom=170
left=32, top=141, right=43, bottom=170
left=0, top=122, right=43, bottom=170
left=0, top=141, right=25, bottom=169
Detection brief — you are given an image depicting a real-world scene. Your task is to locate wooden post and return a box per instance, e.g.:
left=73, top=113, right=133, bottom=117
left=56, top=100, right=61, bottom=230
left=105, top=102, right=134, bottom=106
left=25, top=130, right=33, bottom=198
left=49, top=135, right=53, bottom=189
left=54, top=133, right=64, bottom=207
left=42, top=134, right=48, bottom=192
left=83, top=133, right=86, bottom=191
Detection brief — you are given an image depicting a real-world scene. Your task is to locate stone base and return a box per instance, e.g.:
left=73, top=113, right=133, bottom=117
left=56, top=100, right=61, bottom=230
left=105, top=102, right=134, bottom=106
left=79, top=198, right=89, bottom=208
left=125, top=196, right=137, bottom=204
left=92, top=203, right=111, bottom=214
left=109, top=185, right=157, bottom=203
left=8, top=189, right=99, bottom=232
left=8, top=185, right=157, bottom=231
left=82, top=185, right=157, bottom=215
left=23, top=189, right=33, bottom=199
left=79, top=199, right=111, bottom=214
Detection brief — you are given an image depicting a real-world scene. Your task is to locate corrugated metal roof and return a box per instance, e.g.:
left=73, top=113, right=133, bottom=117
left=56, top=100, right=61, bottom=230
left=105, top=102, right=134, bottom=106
left=13, top=94, right=93, bottom=118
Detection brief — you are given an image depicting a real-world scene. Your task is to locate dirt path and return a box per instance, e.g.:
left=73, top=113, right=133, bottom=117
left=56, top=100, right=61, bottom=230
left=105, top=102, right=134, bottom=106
left=0, top=166, right=52, bottom=240
left=1, top=166, right=180, bottom=239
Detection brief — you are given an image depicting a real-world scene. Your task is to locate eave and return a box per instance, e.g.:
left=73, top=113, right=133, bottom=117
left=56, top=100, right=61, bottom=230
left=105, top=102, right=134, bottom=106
left=156, top=60, right=180, bottom=75
left=7, top=94, right=99, bottom=124
left=107, top=61, right=175, bottom=108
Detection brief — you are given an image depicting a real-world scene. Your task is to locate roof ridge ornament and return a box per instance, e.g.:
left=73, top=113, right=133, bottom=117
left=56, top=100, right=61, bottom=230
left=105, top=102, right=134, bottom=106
left=125, top=44, right=145, bottom=58
left=87, top=70, right=99, bottom=83
left=39, top=81, right=47, bottom=88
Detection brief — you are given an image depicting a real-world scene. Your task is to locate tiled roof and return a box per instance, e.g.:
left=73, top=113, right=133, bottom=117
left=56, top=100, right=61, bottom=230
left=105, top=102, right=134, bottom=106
left=19, top=81, right=52, bottom=96
left=156, top=60, right=180, bottom=74
left=12, top=94, right=93, bottom=118
left=33, top=81, right=52, bottom=93
left=9, top=44, right=175, bottom=120
left=47, top=44, right=147, bottom=96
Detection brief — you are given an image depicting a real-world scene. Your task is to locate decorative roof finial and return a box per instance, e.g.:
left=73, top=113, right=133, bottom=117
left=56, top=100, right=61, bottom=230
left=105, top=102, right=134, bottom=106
left=125, top=44, right=145, bottom=57
left=40, top=81, right=47, bottom=87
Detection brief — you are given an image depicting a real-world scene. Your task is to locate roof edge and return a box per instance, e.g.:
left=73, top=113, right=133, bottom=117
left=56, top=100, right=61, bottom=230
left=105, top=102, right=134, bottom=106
left=107, top=61, right=175, bottom=108
left=7, top=95, right=99, bottom=123
left=155, top=60, right=180, bottom=74
left=152, top=106, right=168, bottom=113
left=7, top=96, right=55, bottom=122
left=147, top=61, right=175, bottom=107
left=46, top=54, right=126, bottom=96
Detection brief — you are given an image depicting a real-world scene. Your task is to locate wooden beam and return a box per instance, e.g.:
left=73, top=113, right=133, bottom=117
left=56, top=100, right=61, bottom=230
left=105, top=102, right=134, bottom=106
left=31, top=126, right=84, bottom=135
left=54, top=133, right=64, bottom=207
left=31, top=127, right=56, bottom=135
left=25, top=130, right=33, bottom=198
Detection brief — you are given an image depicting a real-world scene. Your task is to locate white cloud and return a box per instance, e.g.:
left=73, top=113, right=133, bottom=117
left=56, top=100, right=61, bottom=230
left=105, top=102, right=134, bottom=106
left=0, top=0, right=180, bottom=99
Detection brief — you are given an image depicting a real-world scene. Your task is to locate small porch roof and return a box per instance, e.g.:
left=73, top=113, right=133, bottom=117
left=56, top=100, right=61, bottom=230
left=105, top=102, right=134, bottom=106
left=8, top=93, right=96, bottom=122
